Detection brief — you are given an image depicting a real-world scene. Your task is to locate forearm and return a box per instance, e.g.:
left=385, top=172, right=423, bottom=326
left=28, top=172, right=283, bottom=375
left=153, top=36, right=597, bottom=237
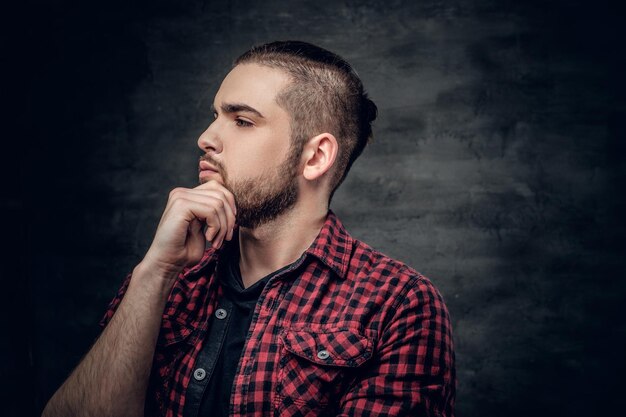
left=42, top=262, right=179, bottom=417
left=43, top=180, right=235, bottom=417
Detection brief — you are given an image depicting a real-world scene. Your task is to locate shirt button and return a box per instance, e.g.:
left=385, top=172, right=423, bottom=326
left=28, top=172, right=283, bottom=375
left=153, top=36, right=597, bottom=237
left=193, top=368, right=207, bottom=381
left=317, top=349, right=330, bottom=360
left=215, top=308, right=227, bottom=319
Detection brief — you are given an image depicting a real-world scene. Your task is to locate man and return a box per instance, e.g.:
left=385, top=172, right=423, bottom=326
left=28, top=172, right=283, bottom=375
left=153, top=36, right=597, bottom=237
left=42, top=41, right=455, bottom=417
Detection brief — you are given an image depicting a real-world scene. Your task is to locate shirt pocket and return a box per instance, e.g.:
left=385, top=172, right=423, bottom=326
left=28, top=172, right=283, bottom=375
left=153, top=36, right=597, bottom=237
left=157, top=314, right=197, bottom=347
left=275, top=325, right=374, bottom=413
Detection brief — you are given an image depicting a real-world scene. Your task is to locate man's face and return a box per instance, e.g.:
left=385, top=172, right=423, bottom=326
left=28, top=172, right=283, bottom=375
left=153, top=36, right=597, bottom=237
left=197, top=63, right=300, bottom=229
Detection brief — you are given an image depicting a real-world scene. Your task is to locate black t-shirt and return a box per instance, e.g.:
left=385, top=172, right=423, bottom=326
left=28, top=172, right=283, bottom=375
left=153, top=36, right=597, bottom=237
left=183, top=240, right=290, bottom=417
left=199, top=248, right=270, bottom=417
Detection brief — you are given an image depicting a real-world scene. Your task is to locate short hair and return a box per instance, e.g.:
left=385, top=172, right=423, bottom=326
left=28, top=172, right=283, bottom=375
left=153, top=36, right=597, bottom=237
left=234, top=40, right=378, bottom=199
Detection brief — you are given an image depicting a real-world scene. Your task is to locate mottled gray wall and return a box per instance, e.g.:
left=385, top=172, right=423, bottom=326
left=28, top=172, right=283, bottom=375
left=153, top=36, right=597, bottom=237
left=3, top=0, right=624, bottom=416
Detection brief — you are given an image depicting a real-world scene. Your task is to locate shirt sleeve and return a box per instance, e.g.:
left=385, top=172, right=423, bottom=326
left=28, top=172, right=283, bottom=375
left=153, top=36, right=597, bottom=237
left=336, top=275, right=456, bottom=417
left=98, top=271, right=133, bottom=329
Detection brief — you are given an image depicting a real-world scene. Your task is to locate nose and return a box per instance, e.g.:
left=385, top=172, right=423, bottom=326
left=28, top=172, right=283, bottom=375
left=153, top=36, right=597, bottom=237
left=197, top=121, right=222, bottom=154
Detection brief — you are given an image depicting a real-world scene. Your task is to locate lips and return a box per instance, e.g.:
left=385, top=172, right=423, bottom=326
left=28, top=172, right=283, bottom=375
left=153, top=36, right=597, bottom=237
left=198, top=160, right=224, bottom=183
left=199, top=160, right=219, bottom=173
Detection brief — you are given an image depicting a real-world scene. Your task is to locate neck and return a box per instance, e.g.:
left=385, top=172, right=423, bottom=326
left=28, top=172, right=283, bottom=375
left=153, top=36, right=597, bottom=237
left=237, top=203, right=327, bottom=289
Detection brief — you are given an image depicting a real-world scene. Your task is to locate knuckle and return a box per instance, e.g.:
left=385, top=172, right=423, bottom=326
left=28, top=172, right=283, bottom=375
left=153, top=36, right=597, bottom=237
left=169, top=187, right=184, bottom=198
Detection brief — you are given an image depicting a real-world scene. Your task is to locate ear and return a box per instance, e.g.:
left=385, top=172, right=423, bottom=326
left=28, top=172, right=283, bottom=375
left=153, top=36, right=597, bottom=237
left=301, top=133, right=338, bottom=181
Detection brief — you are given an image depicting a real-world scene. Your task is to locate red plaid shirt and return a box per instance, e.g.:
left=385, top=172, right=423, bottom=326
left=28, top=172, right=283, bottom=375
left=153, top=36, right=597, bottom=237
left=100, top=211, right=455, bottom=416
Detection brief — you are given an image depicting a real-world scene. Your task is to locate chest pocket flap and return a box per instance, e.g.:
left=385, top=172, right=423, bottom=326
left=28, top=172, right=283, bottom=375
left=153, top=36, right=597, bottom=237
left=279, top=327, right=373, bottom=368
left=157, top=314, right=197, bottom=347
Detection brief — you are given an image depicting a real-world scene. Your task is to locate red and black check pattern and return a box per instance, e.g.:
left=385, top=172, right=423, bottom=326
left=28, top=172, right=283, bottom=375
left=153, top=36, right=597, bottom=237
left=100, top=211, right=455, bottom=416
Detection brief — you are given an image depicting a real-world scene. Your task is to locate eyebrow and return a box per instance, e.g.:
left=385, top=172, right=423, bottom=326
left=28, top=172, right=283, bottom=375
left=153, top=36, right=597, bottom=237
left=212, top=102, right=265, bottom=119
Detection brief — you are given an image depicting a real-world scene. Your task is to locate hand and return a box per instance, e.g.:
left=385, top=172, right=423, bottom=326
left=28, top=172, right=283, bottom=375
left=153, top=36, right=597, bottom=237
left=141, top=180, right=237, bottom=276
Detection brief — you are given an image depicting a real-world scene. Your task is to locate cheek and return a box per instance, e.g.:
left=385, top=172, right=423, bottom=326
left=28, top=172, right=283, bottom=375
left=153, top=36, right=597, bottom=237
left=224, top=151, right=266, bottom=185
left=224, top=125, right=292, bottom=177
left=248, top=141, right=292, bottom=171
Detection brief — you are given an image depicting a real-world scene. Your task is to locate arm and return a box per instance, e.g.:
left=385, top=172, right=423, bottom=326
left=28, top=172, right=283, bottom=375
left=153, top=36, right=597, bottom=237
left=42, top=180, right=237, bottom=417
left=42, top=262, right=177, bottom=417
left=337, top=276, right=456, bottom=417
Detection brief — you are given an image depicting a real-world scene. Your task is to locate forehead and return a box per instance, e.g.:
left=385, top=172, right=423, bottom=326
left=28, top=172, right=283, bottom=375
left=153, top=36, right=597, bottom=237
left=214, top=63, right=291, bottom=113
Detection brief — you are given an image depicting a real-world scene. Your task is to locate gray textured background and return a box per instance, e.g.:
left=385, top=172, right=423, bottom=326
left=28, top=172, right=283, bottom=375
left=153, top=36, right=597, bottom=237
left=2, top=0, right=624, bottom=416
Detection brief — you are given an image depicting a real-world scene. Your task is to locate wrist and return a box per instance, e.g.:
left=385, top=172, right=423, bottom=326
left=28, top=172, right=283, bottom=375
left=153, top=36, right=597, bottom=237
left=132, top=260, right=181, bottom=296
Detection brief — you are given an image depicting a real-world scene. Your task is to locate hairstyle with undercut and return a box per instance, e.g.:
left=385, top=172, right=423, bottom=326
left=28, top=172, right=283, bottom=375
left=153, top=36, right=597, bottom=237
left=234, top=40, right=378, bottom=200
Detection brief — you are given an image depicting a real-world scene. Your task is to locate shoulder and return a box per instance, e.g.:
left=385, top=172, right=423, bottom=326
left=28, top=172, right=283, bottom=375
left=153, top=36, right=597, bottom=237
left=344, top=238, right=454, bottom=362
left=347, top=240, right=454, bottom=335
left=349, top=238, right=436, bottom=289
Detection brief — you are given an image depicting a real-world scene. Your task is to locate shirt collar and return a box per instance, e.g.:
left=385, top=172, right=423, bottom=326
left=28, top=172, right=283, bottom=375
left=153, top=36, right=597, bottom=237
left=304, top=210, right=354, bottom=279
left=188, top=210, right=354, bottom=279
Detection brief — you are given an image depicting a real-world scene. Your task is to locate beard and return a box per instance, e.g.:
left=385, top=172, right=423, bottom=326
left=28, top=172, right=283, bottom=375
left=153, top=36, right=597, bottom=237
left=199, top=146, right=300, bottom=229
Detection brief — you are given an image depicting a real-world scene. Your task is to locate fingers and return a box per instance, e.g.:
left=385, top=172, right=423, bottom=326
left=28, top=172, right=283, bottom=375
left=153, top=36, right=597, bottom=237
left=169, top=197, right=230, bottom=249
left=167, top=185, right=236, bottom=249
left=176, top=188, right=236, bottom=239
left=205, top=198, right=229, bottom=248
left=195, top=180, right=237, bottom=218
left=191, top=180, right=237, bottom=243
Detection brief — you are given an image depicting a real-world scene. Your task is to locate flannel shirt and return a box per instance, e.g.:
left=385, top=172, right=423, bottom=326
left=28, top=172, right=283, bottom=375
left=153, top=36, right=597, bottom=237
left=99, top=211, right=455, bottom=417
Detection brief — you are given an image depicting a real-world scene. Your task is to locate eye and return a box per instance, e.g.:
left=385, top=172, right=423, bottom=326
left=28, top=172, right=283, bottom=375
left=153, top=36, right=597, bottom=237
left=212, top=111, right=218, bottom=120
left=235, top=118, right=253, bottom=127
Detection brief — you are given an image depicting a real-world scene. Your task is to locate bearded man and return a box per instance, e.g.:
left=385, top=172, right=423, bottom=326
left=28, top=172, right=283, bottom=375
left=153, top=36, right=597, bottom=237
left=42, top=41, right=455, bottom=417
